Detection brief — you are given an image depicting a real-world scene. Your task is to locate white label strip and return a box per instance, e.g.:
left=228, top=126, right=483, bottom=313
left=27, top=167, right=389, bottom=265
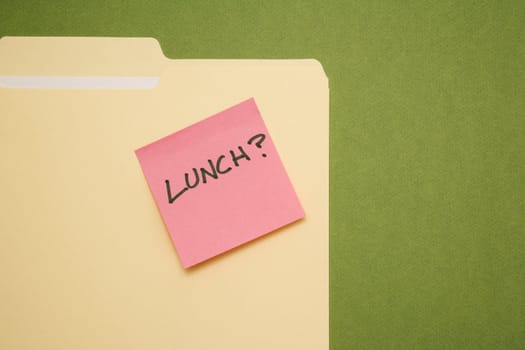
left=0, top=76, right=160, bottom=89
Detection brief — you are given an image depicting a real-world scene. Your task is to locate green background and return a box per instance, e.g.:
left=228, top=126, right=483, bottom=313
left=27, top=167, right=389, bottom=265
left=1, top=1, right=524, bottom=348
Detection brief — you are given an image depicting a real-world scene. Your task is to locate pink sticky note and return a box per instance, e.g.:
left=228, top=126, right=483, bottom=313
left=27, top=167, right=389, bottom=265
left=135, top=98, right=304, bottom=268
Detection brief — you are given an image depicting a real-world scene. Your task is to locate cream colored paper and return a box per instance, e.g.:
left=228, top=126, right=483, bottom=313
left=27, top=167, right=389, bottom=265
left=0, top=37, right=328, bottom=350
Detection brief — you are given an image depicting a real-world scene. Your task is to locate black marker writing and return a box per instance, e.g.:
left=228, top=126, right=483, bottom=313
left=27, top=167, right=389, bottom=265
left=200, top=159, right=219, bottom=184
left=247, top=133, right=267, bottom=157
left=165, top=180, right=188, bottom=204
left=166, top=133, right=268, bottom=204
left=230, top=146, right=251, bottom=166
left=216, top=155, right=232, bottom=174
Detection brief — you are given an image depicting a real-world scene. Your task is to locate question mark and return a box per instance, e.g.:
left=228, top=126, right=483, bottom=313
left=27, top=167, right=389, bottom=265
left=247, top=133, right=267, bottom=158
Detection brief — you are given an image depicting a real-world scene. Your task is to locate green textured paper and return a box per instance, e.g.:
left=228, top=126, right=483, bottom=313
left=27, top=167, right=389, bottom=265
left=1, top=1, right=524, bottom=349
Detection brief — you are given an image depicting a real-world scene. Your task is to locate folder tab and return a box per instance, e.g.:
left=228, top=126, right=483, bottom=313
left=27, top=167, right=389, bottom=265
left=0, top=36, right=165, bottom=76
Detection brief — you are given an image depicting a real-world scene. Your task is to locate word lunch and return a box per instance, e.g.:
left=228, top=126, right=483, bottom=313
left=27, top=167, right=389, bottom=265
left=165, top=133, right=267, bottom=204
